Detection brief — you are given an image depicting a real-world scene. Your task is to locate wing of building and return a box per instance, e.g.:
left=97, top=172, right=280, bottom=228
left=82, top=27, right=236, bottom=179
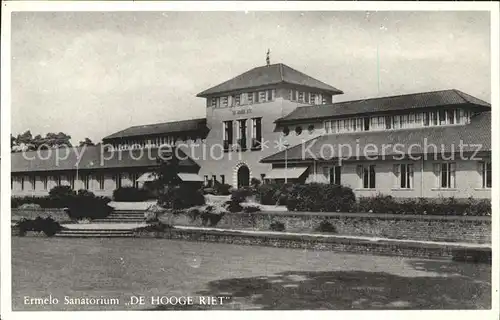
left=11, top=62, right=491, bottom=199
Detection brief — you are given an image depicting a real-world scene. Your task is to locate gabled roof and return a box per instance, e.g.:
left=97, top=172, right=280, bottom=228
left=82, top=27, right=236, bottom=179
left=103, top=118, right=208, bottom=140
left=11, top=145, right=199, bottom=173
left=197, top=63, right=343, bottom=97
left=262, top=111, right=491, bottom=163
left=276, top=89, right=491, bottom=124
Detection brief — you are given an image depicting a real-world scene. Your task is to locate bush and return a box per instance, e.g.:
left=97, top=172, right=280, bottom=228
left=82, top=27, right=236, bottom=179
left=315, top=220, right=337, bottom=233
left=113, top=187, right=154, bottom=202
left=256, top=183, right=293, bottom=206
left=159, top=185, right=206, bottom=209
left=355, top=196, right=491, bottom=216
left=231, top=187, right=254, bottom=204
left=48, top=185, right=75, bottom=199
left=200, top=205, right=225, bottom=226
left=213, top=182, right=232, bottom=196
left=243, top=205, right=261, bottom=213
left=16, top=217, right=63, bottom=237
left=286, top=183, right=356, bottom=212
left=135, top=221, right=172, bottom=233
left=250, top=178, right=261, bottom=188
left=270, top=221, right=285, bottom=232
left=66, top=192, right=113, bottom=220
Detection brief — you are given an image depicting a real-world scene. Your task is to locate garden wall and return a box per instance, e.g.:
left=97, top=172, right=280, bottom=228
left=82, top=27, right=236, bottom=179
left=11, top=208, right=72, bottom=223
left=163, top=211, right=491, bottom=244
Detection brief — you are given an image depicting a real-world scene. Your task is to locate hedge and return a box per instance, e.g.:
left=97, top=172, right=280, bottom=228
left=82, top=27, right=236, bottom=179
left=113, top=187, right=154, bottom=202
left=286, top=183, right=356, bottom=212
left=158, top=184, right=205, bottom=209
left=12, top=187, right=112, bottom=220
left=355, top=194, right=491, bottom=216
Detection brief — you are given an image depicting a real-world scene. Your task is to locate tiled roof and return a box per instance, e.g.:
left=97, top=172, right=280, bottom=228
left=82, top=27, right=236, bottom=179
left=276, top=89, right=491, bottom=123
left=262, top=111, right=491, bottom=163
left=103, top=118, right=208, bottom=140
left=11, top=145, right=199, bottom=173
left=197, top=63, right=343, bottom=97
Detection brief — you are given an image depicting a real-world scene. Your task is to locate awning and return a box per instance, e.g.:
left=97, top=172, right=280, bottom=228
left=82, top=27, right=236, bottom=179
left=136, top=172, right=158, bottom=182
left=177, top=173, right=204, bottom=182
left=265, top=167, right=308, bottom=180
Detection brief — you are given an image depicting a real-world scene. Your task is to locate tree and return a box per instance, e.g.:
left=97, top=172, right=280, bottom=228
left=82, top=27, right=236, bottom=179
left=79, top=138, right=95, bottom=147
left=11, top=130, right=72, bottom=152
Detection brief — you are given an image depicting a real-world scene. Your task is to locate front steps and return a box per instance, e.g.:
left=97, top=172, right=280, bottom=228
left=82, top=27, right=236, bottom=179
left=55, top=228, right=135, bottom=238
left=93, top=211, right=145, bottom=223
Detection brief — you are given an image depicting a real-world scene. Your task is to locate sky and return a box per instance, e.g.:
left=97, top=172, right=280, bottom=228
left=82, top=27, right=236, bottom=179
left=11, top=11, right=491, bottom=144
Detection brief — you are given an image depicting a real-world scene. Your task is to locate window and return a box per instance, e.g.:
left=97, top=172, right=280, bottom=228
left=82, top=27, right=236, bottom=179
left=69, top=174, right=75, bottom=189
left=308, top=124, right=315, bottom=134
left=42, top=176, right=48, bottom=190
left=447, top=110, right=455, bottom=124
left=434, top=162, right=456, bottom=189
left=324, top=121, right=332, bottom=133
left=283, top=126, right=290, bottom=136
left=310, top=93, right=316, bottom=105
left=321, top=94, right=327, bottom=104
left=358, top=165, right=376, bottom=189
left=439, top=110, right=446, bottom=125
left=295, top=126, right=302, bottom=135
left=237, top=119, right=247, bottom=151
left=370, top=116, right=385, bottom=131
left=479, top=161, right=492, bottom=188
left=21, top=176, right=25, bottom=190
left=234, top=94, right=241, bottom=106
left=323, top=166, right=341, bottom=185
left=394, top=164, right=414, bottom=189
left=30, top=176, right=36, bottom=190
left=298, top=92, right=304, bottom=103
left=98, top=174, right=105, bottom=190
left=211, top=98, right=216, bottom=107
left=56, top=175, right=62, bottom=186
left=83, top=175, right=90, bottom=190
left=222, top=96, right=228, bottom=107
left=115, top=173, right=122, bottom=189
left=247, top=92, right=253, bottom=104
left=223, top=120, right=233, bottom=151
left=385, top=116, right=392, bottom=129
left=267, top=89, right=274, bottom=101
left=220, top=175, right=225, bottom=185
left=251, top=117, right=262, bottom=150
left=212, top=175, right=217, bottom=185
left=255, top=92, right=260, bottom=103
left=204, top=175, right=209, bottom=186
left=259, top=91, right=266, bottom=102
left=363, top=117, right=370, bottom=131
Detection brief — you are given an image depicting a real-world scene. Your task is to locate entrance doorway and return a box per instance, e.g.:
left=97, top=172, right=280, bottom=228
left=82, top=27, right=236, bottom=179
left=237, top=165, right=250, bottom=188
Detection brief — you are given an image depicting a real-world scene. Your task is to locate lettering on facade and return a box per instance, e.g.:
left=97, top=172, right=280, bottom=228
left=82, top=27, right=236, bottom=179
left=232, top=108, right=252, bottom=116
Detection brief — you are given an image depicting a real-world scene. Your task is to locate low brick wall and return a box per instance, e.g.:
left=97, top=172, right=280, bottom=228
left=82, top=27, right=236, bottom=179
left=134, top=228, right=491, bottom=261
left=11, top=208, right=72, bottom=223
left=162, top=211, right=491, bottom=244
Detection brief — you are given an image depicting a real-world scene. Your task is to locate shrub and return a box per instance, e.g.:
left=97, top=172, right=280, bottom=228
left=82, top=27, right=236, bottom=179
left=256, top=183, right=292, bottom=205
left=135, top=221, right=172, bottom=233
left=113, top=187, right=154, bottom=202
left=48, top=185, right=75, bottom=199
left=200, top=205, right=226, bottom=226
left=250, top=178, right=261, bottom=188
left=286, top=183, right=356, bottom=212
left=159, top=185, right=206, bottom=209
left=227, top=187, right=254, bottom=212
left=270, top=221, right=285, bottom=232
left=187, top=208, right=202, bottom=222
left=16, top=217, right=63, bottom=237
left=66, top=193, right=113, bottom=220
left=355, top=196, right=491, bottom=216
left=243, top=205, right=261, bottom=213
left=213, top=182, right=232, bottom=196
left=315, top=220, right=337, bottom=233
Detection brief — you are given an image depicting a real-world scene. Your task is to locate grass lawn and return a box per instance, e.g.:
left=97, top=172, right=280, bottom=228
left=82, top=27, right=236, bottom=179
left=12, top=237, right=491, bottom=311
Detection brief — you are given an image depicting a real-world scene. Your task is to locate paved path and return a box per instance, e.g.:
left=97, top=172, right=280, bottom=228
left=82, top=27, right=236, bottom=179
left=62, top=223, right=148, bottom=230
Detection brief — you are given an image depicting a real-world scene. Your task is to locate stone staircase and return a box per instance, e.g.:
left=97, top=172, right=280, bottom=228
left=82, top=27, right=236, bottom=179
left=92, top=210, right=146, bottom=223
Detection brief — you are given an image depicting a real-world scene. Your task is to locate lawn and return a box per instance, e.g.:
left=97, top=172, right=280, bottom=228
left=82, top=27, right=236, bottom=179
left=12, top=237, right=491, bottom=311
